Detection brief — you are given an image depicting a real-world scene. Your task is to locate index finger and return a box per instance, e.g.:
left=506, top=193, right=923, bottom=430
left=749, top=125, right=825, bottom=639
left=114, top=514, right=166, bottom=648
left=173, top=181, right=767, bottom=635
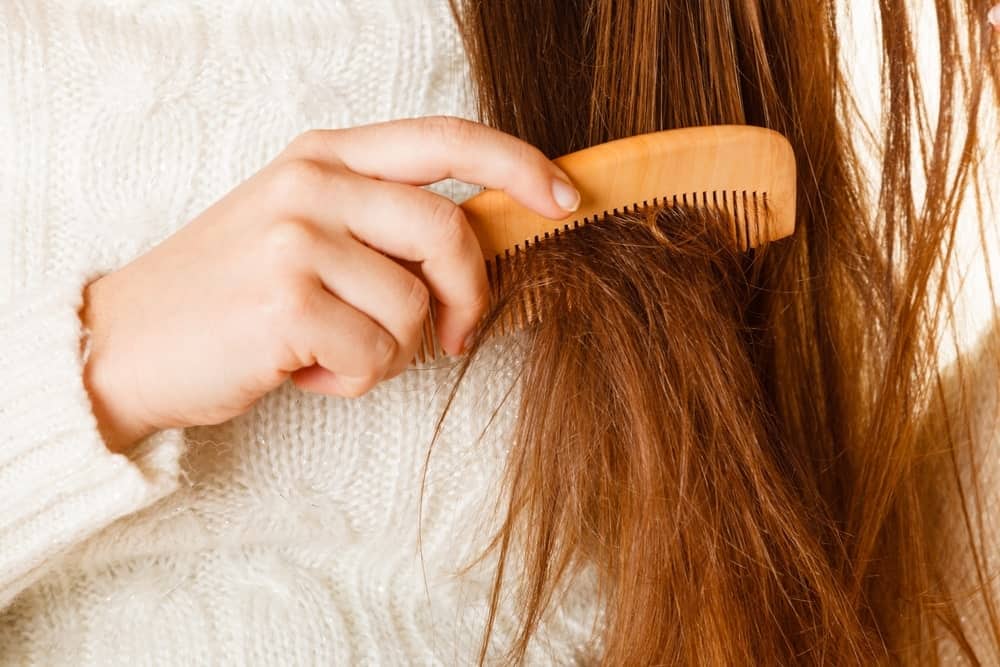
left=287, top=116, right=582, bottom=219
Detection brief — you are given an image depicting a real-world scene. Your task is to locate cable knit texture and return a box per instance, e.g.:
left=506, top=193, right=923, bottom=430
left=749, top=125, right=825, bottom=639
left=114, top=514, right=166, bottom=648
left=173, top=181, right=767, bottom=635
left=0, top=0, right=994, bottom=665
left=0, top=1, right=600, bottom=663
left=0, top=267, right=185, bottom=609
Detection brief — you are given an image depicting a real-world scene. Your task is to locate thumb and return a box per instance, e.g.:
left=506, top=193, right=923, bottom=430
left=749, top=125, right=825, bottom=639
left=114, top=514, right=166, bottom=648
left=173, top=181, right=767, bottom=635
left=990, top=4, right=1000, bottom=31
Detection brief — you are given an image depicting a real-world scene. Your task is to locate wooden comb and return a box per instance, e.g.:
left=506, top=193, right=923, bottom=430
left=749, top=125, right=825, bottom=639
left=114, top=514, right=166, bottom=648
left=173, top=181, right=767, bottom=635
left=415, top=124, right=797, bottom=363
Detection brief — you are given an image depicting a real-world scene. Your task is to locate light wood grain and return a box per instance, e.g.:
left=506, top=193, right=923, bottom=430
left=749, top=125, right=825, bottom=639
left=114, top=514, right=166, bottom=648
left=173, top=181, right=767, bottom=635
left=416, top=125, right=797, bottom=362
left=460, top=125, right=796, bottom=258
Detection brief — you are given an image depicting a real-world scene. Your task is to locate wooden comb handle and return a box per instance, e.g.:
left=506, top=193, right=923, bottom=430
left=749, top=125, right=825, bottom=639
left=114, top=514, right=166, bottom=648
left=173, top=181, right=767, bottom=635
left=459, top=125, right=797, bottom=258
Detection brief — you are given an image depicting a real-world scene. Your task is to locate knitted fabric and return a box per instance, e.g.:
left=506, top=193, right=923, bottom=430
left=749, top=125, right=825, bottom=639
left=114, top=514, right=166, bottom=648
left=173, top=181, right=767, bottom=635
left=0, top=1, right=995, bottom=665
left=0, top=1, right=599, bottom=663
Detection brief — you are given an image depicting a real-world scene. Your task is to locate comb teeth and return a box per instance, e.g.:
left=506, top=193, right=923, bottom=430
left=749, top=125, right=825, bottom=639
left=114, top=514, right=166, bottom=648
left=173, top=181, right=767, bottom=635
left=492, top=189, right=769, bottom=260
left=413, top=189, right=772, bottom=364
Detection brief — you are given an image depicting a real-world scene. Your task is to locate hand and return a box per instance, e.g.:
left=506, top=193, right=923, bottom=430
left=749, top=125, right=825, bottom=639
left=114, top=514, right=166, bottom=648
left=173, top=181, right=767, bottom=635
left=80, top=116, right=581, bottom=453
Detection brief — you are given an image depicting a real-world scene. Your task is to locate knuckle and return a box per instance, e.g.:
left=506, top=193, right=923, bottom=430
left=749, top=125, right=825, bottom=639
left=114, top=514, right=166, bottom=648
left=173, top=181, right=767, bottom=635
left=423, top=115, right=473, bottom=146
left=512, top=141, right=540, bottom=173
left=266, top=278, right=316, bottom=324
left=260, top=219, right=320, bottom=266
left=290, top=129, right=330, bottom=156
left=370, top=329, right=397, bottom=374
left=339, top=333, right=396, bottom=397
left=266, top=158, right=326, bottom=201
left=468, top=283, right=491, bottom=316
left=429, top=199, right=468, bottom=252
left=401, top=275, right=431, bottom=328
left=501, top=140, right=541, bottom=186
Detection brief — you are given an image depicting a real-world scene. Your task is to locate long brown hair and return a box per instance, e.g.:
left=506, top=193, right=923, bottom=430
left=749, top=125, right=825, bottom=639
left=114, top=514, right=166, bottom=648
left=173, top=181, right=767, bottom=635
left=436, top=0, right=1000, bottom=663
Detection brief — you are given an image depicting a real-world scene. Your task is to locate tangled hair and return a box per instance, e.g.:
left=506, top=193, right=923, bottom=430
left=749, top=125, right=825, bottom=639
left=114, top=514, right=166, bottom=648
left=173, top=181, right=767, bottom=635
left=434, top=0, right=1000, bottom=664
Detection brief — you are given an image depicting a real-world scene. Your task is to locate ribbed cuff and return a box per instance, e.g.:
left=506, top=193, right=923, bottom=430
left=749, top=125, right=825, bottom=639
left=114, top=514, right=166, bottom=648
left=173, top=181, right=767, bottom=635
left=0, top=269, right=186, bottom=607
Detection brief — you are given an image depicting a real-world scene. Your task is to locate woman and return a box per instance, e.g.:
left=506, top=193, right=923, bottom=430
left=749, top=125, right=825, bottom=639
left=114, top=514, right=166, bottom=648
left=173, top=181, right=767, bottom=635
left=1, top=0, right=998, bottom=664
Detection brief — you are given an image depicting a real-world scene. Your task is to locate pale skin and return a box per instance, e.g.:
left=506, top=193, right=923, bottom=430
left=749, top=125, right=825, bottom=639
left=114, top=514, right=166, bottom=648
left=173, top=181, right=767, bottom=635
left=80, top=116, right=582, bottom=454
left=78, top=3, right=1000, bottom=457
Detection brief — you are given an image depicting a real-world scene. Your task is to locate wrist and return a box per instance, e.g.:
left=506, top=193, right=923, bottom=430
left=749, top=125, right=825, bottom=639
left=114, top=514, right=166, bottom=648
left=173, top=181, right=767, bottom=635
left=80, top=276, right=156, bottom=454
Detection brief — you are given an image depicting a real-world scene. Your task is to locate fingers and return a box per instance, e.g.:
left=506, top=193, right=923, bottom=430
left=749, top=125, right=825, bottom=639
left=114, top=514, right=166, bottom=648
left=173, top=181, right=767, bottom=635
left=285, top=284, right=397, bottom=398
left=310, top=236, right=430, bottom=377
left=286, top=116, right=581, bottom=220
left=265, top=116, right=576, bottom=361
left=991, top=5, right=1000, bottom=30
left=272, top=165, right=488, bottom=355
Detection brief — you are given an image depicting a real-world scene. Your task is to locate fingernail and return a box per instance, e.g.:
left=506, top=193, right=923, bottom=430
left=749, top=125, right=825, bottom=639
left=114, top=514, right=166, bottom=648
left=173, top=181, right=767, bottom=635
left=551, top=176, right=581, bottom=213
left=990, top=4, right=1000, bottom=28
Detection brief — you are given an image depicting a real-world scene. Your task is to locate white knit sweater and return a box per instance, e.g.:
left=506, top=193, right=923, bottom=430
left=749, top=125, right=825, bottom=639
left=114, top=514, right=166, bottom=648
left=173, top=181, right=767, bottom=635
left=0, top=1, right=600, bottom=663
left=0, top=1, right=995, bottom=665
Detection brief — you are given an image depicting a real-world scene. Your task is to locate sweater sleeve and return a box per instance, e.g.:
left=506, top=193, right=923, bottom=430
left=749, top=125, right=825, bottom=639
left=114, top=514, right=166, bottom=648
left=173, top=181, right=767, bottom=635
left=0, top=268, right=187, bottom=609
